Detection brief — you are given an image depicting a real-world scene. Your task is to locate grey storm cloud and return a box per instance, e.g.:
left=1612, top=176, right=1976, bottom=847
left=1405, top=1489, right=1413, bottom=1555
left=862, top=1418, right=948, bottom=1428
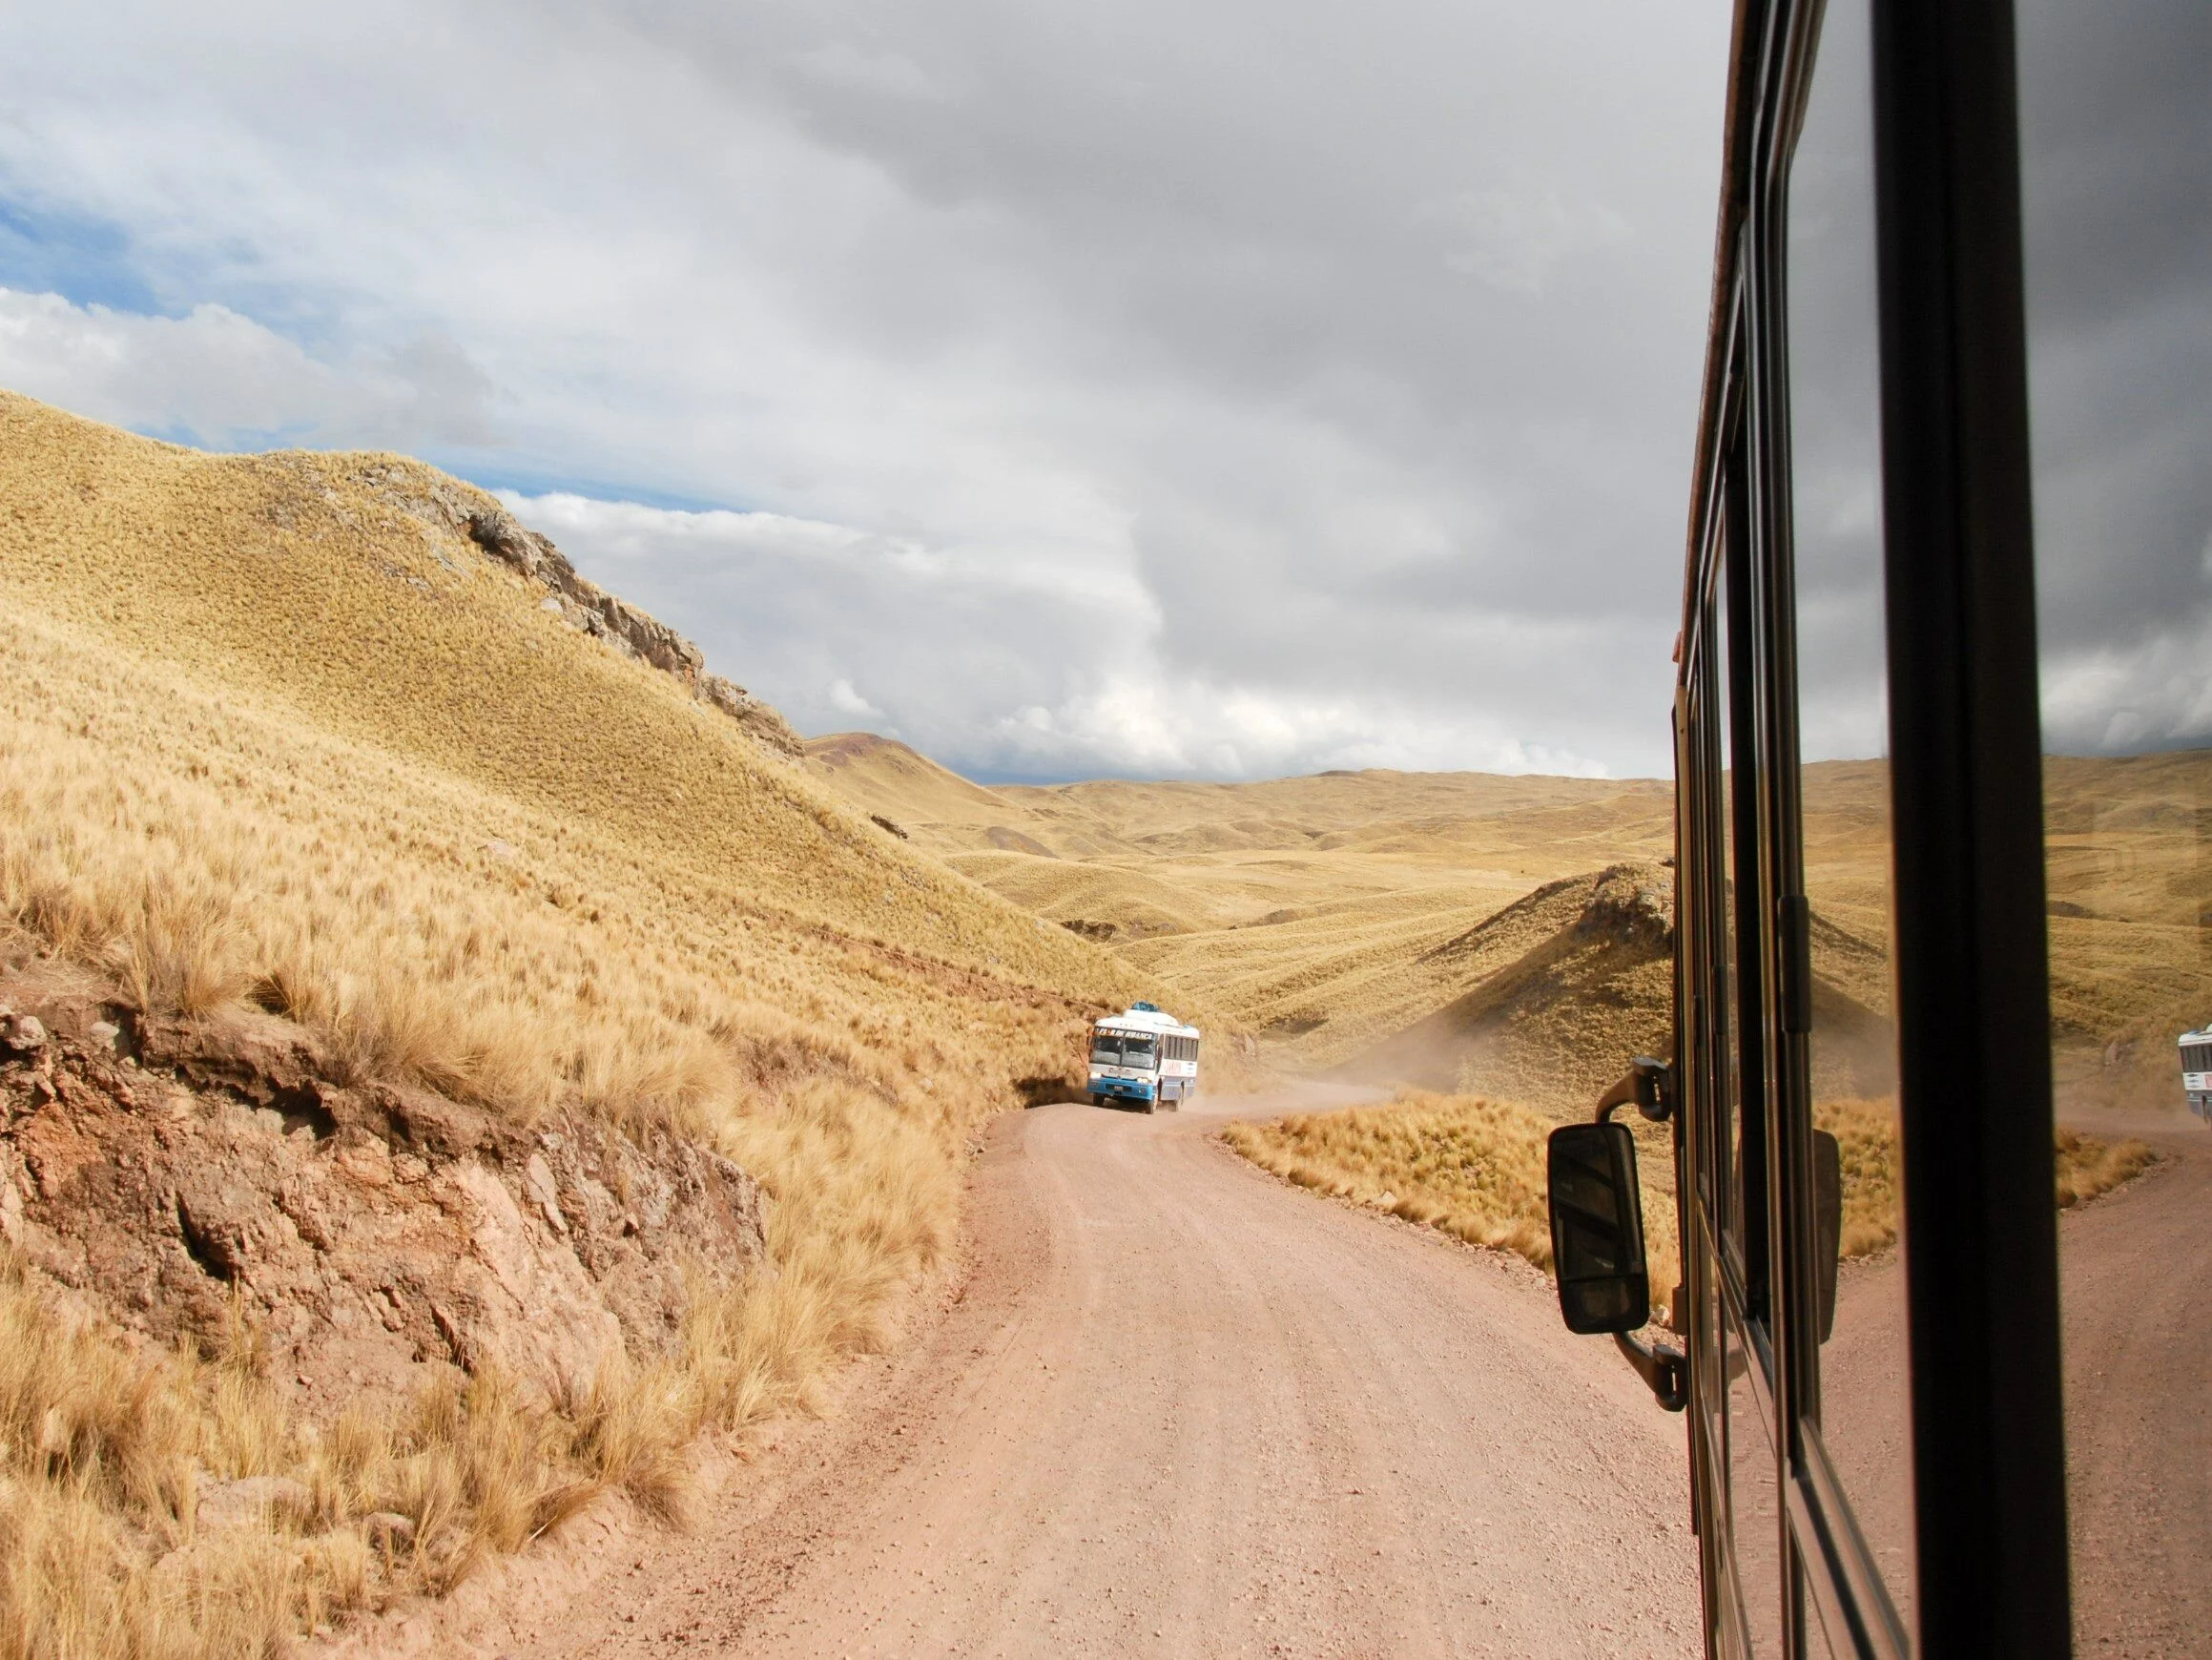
left=2016, top=0, right=2212, bottom=754
left=0, top=0, right=2201, bottom=777
left=1784, top=0, right=2212, bottom=762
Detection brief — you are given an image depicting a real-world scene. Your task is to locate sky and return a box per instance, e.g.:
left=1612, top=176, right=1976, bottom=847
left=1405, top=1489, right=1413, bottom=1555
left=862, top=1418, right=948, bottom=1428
left=0, top=1, right=2202, bottom=782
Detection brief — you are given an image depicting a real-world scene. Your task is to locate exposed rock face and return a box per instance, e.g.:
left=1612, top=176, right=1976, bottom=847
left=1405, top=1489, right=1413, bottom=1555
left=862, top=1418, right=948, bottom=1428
left=456, top=505, right=804, bottom=759
left=0, top=984, right=769, bottom=1418
left=339, top=459, right=803, bottom=760
left=465, top=509, right=703, bottom=681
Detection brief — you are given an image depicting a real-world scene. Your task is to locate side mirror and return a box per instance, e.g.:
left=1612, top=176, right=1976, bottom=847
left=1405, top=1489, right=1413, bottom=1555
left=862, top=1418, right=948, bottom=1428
left=1813, top=1128, right=1842, bottom=1342
left=1547, top=1122, right=1651, bottom=1335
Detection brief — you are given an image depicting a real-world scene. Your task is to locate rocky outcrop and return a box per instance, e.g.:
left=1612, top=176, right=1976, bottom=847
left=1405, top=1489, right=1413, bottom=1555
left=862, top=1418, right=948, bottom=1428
left=342, top=460, right=803, bottom=759
left=465, top=509, right=704, bottom=679
left=460, top=505, right=805, bottom=759
left=0, top=981, right=769, bottom=1418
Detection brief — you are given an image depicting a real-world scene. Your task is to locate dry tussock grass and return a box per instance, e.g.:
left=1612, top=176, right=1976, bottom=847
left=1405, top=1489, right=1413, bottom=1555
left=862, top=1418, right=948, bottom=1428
left=1222, top=1089, right=1685, bottom=1319
left=0, top=885, right=973, bottom=1657
left=1814, top=1097, right=2154, bottom=1258
left=2051, top=1128, right=2160, bottom=1209
left=0, top=1204, right=956, bottom=1660
left=1222, top=1089, right=1552, bottom=1259
left=0, top=676, right=980, bottom=1650
left=0, top=1247, right=357, bottom=1659
left=1815, top=1099, right=1908, bottom=1259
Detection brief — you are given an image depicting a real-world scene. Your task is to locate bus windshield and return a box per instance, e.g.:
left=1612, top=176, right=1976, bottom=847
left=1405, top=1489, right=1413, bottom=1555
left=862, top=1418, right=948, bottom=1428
left=1090, top=1031, right=1158, bottom=1069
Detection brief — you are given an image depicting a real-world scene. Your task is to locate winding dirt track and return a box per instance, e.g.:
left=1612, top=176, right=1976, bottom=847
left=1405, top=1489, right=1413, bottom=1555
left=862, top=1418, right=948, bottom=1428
left=463, top=1088, right=1703, bottom=1658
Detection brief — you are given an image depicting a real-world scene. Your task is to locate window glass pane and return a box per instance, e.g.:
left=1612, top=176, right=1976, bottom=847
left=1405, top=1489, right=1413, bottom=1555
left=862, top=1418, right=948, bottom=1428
left=1785, top=0, right=1916, bottom=1629
left=1715, top=566, right=1745, bottom=1261
left=2018, top=2, right=2212, bottom=1649
left=1701, top=598, right=1737, bottom=1239
left=1726, top=1306, right=1786, bottom=1655
left=1720, top=454, right=1772, bottom=1314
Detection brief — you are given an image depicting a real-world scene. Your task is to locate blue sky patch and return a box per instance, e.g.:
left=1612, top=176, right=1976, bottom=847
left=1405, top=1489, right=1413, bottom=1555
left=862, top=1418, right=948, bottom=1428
left=0, top=197, right=167, bottom=315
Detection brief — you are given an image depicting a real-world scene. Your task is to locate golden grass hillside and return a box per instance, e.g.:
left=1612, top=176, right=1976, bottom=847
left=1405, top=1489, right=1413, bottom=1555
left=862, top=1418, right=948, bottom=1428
left=0, top=388, right=1244, bottom=1654
left=1800, top=753, right=2212, bottom=1121
left=1339, top=864, right=1677, bottom=1110
left=801, top=734, right=1053, bottom=858
left=803, top=737, right=1684, bottom=1072
left=809, top=737, right=2210, bottom=1128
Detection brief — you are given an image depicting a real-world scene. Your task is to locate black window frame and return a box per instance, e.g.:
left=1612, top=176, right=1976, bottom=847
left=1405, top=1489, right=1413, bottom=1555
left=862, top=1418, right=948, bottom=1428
left=1671, top=1, right=2069, bottom=1654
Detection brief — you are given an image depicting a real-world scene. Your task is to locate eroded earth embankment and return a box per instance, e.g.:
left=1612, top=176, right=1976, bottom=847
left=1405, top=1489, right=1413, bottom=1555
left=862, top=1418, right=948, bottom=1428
left=2, top=962, right=768, bottom=1424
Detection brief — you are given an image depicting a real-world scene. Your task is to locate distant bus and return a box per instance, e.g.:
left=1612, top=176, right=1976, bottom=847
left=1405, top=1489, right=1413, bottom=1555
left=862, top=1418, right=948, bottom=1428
left=2181, top=1027, right=2212, bottom=1125
left=1086, top=1002, right=1200, bottom=1113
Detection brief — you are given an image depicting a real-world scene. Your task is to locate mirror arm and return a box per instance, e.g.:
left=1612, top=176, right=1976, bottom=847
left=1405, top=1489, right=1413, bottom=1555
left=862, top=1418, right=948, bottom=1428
left=1595, top=1056, right=1674, bottom=1125
left=1613, top=1330, right=1688, bottom=1413
left=1592, top=1057, right=1684, bottom=1411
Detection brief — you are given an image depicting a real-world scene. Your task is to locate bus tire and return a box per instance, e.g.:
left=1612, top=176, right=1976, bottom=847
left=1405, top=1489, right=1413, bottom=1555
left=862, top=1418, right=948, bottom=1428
left=1141, top=1098, right=1156, bottom=1114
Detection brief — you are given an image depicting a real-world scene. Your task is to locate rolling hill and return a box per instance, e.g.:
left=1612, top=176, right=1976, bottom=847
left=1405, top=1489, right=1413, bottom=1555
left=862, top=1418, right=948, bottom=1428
left=806, top=720, right=2210, bottom=1125
left=0, top=388, right=1236, bottom=1653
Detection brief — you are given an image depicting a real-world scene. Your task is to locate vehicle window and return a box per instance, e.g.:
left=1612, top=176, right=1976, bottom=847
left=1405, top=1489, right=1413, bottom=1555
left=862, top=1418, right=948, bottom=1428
left=1719, top=444, right=1771, bottom=1314
left=1692, top=578, right=1733, bottom=1232
left=1784, top=0, right=1917, bottom=1629
left=1123, top=1036, right=1158, bottom=1068
left=1726, top=1307, right=1786, bottom=1655
left=2017, top=1, right=2212, bottom=1647
left=1686, top=585, right=1734, bottom=1566
left=1090, top=1033, right=1122, bottom=1065
left=1715, top=456, right=1791, bottom=1653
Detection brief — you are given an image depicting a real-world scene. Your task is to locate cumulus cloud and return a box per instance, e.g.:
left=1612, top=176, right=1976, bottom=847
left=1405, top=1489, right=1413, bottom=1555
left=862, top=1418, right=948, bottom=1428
left=0, top=0, right=2197, bottom=778
left=826, top=679, right=884, bottom=719
left=0, top=288, right=498, bottom=450
left=506, top=489, right=1638, bottom=779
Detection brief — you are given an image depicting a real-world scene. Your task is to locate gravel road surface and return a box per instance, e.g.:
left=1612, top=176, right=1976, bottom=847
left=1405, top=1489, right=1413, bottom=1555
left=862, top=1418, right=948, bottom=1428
left=1819, top=1118, right=2212, bottom=1658
left=448, top=1088, right=1701, bottom=1658
left=2059, top=1129, right=2212, bottom=1657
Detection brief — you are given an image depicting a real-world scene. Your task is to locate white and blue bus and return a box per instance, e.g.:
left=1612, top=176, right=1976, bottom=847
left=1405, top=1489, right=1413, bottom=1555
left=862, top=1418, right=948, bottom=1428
left=1086, top=1002, right=1200, bottom=1113
left=2180, top=1027, right=2212, bottom=1126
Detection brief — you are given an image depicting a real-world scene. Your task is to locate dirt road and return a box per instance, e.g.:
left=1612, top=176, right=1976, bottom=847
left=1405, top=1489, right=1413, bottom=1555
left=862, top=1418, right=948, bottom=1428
left=1821, top=1119, right=2212, bottom=1657
left=2058, top=1128, right=2212, bottom=1657
left=442, top=1088, right=1701, bottom=1658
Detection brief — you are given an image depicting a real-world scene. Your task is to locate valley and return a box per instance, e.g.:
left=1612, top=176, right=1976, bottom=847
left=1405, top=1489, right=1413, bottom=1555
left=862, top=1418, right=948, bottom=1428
left=1, top=387, right=2202, bottom=1655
